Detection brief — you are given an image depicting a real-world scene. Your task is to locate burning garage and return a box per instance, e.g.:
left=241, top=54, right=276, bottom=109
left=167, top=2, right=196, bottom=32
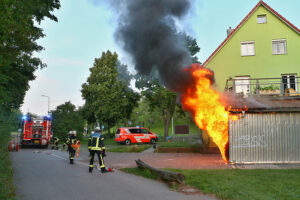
left=228, top=96, right=300, bottom=164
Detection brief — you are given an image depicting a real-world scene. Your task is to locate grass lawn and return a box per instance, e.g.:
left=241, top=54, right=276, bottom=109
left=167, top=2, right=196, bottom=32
left=80, top=136, right=152, bottom=153
left=0, top=128, right=16, bottom=200
left=122, top=167, right=300, bottom=200
left=107, top=144, right=152, bottom=153
left=157, top=141, right=201, bottom=148
left=150, top=124, right=201, bottom=136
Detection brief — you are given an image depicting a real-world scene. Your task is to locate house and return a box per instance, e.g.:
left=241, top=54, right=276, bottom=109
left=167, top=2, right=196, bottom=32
left=203, top=1, right=300, bottom=96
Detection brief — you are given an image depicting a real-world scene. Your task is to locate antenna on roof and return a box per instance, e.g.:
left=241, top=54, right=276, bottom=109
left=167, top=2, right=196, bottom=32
left=227, top=26, right=234, bottom=36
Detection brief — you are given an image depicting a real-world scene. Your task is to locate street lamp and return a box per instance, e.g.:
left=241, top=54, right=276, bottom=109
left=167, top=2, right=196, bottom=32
left=41, top=95, right=50, bottom=113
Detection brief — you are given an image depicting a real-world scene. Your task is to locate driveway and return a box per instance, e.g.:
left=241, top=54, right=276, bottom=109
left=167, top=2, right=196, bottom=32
left=11, top=149, right=217, bottom=200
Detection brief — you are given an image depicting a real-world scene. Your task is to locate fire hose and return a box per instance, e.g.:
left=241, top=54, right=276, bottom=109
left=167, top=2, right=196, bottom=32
left=71, top=141, right=81, bottom=158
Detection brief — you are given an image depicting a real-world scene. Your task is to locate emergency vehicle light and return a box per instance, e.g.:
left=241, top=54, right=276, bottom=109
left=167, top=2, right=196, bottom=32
left=22, top=115, right=27, bottom=120
left=44, top=114, right=52, bottom=120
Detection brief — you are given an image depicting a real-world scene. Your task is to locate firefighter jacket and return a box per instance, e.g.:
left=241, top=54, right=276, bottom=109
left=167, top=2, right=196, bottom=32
left=66, top=135, right=77, bottom=148
left=88, top=132, right=105, bottom=151
left=52, top=136, right=59, bottom=143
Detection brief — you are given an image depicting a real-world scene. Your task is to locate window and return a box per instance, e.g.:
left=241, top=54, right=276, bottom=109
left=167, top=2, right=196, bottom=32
left=234, top=76, right=250, bottom=97
left=272, top=39, right=287, bottom=54
left=282, top=74, right=297, bottom=92
left=241, top=41, right=255, bottom=56
left=140, top=129, right=150, bottom=134
left=129, top=129, right=141, bottom=134
left=257, top=15, right=267, bottom=24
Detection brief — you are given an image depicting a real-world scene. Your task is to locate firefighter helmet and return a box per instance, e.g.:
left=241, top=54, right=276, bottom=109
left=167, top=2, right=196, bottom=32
left=94, top=127, right=101, bottom=132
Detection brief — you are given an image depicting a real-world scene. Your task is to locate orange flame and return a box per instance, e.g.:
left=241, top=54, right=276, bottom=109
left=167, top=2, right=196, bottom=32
left=181, top=64, right=232, bottom=162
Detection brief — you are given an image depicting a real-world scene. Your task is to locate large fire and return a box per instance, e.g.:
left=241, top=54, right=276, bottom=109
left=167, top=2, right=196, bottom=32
left=181, top=64, right=236, bottom=162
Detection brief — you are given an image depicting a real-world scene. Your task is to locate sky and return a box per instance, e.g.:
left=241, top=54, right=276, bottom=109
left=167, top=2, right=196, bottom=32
left=21, top=0, right=300, bottom=115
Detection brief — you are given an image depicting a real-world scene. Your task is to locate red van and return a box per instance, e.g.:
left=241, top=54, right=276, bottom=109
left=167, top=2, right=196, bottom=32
left=115, top=127, right=158, bottom=145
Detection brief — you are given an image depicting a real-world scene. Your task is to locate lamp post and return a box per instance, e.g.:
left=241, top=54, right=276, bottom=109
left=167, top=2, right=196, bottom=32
left=41, top=95, right=50, bottom=113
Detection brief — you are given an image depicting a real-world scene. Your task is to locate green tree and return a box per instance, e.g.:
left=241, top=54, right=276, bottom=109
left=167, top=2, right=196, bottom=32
left=51, top=102, right=85, bottom=140
left=179, top=33, right=201, bottom=63
left=0, top=0, right=60, bottom=109
left=135, top=76, right=176, bottom=138
left=81, top=51, right=140, bottom=135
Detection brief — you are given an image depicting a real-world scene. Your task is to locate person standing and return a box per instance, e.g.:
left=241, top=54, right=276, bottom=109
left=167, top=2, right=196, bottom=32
left=66, top=131, right=78, bottom=164
left=50, top=136, right=60, bottom=150
left=88, top=127, right=107, bottom=173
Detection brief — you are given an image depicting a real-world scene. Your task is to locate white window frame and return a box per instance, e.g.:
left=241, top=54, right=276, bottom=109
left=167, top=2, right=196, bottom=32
left=272, top=39, right=287, bottom=55
left=240, top=41, right=255, bottom=56
left=234, top=76, right=251, bottom=97
left=257, top=15, right=267, bottom=24
left=281, top=74, right=298, bottom=92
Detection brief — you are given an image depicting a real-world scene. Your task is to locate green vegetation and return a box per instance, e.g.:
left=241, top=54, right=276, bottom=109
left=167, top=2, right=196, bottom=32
left=51, top=102, right=85, bottom=141
left=0, top=109, right=21, bottom=200
left=157, top=141, right=200, bottom=148
left=122, top=167, right=300, bottom=200
left=107, top=144, right=152, bottom=153
left=0, top=0, right=60, bottom=110
left=121, top=167, right=158, bottom=180
left=0, top=128, right=15, bottom=200
left=135, top=76, right=177, bottom=139
left=129, top=98, right=201, bottom=136
left=173, top=169, right=300, bottom=200
left=1, top=2, right=60, bottom=197
left=81, top=51, right=140, bottom=135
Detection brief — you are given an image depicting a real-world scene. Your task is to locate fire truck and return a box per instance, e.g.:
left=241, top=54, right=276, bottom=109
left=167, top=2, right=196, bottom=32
left=20, top=115, right=52, bottom=148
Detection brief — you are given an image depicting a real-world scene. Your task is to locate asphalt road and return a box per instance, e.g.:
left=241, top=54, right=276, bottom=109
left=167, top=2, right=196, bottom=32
left=11, top=149, right=216, bottom=200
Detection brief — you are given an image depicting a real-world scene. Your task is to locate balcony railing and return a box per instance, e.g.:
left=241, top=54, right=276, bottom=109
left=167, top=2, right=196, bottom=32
left=225, top=77, right=300, bottom=97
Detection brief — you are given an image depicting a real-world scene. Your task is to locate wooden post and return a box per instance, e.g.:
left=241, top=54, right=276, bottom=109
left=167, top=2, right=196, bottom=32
left=135, top=159, right=185, bottom=184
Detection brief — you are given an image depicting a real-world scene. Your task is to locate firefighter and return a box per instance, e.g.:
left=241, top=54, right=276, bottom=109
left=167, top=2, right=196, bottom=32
left=51, top=136, right=60, bottom=150
left=66, top=131, right=78, bottom=164
left=88, top=127, right=107, bottom=173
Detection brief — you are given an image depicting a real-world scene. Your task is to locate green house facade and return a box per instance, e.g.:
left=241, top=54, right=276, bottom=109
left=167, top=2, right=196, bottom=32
left=204, top=1, right=300, bottom=95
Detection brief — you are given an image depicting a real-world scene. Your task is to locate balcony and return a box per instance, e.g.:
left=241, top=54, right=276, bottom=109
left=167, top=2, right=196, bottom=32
left=225, top=76, right=300, bottom=98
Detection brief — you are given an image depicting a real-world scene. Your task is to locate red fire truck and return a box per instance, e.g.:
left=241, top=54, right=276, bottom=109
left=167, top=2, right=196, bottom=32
left=20, top=115, right=52, bottom=148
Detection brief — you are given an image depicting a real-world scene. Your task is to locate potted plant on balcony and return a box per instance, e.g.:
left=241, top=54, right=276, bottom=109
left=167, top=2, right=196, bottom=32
left=257, top=85, right=280, bottom=95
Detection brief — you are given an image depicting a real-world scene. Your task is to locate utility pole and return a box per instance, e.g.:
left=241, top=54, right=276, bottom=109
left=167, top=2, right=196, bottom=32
left=41, top=95, right=50, bottom=113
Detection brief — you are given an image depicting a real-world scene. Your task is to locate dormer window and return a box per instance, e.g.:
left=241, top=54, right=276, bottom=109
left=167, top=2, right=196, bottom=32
left=257, top=15, right=267, bottom=24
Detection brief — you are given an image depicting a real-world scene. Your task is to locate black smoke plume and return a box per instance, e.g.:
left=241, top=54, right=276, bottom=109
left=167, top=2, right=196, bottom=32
left=114, top=0, right=194, bottom=92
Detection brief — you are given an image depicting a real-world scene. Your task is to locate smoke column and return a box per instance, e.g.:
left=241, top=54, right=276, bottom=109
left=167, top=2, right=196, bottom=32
left=114, top=0, right=193, bottom=91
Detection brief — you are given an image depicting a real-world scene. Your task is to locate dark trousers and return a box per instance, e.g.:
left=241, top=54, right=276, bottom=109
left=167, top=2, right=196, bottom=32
left=89, top=150, right=105, bottom=171
left=52, top=141, right=59, bottom=149
left=68, top=147, right=75, bottom=164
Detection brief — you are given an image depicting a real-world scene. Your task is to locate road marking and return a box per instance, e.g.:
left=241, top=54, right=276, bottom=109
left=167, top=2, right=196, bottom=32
left=44, top=151, right=89, bottom=167
left=42, top=150, right=117, bottom=172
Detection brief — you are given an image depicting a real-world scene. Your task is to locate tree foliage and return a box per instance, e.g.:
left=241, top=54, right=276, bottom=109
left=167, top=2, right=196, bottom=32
left=0, top=0, right=60, bottom=109
left=81, top=51, right=140, bottom=134
left=180, top=33, right=201, bottom=63
left=135, top=75, right=176, bottom=138
left=51, top=102, right=84, bottom=140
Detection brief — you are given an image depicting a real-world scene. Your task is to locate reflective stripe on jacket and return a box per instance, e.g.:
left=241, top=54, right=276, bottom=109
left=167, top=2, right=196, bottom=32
left=88, top=132, right=105, bottom=151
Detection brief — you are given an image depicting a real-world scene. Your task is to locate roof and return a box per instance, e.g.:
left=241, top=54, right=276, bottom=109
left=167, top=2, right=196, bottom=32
left=203, top=1, right=300, bottom=67
left=226, top=96, right=300, bottom=113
